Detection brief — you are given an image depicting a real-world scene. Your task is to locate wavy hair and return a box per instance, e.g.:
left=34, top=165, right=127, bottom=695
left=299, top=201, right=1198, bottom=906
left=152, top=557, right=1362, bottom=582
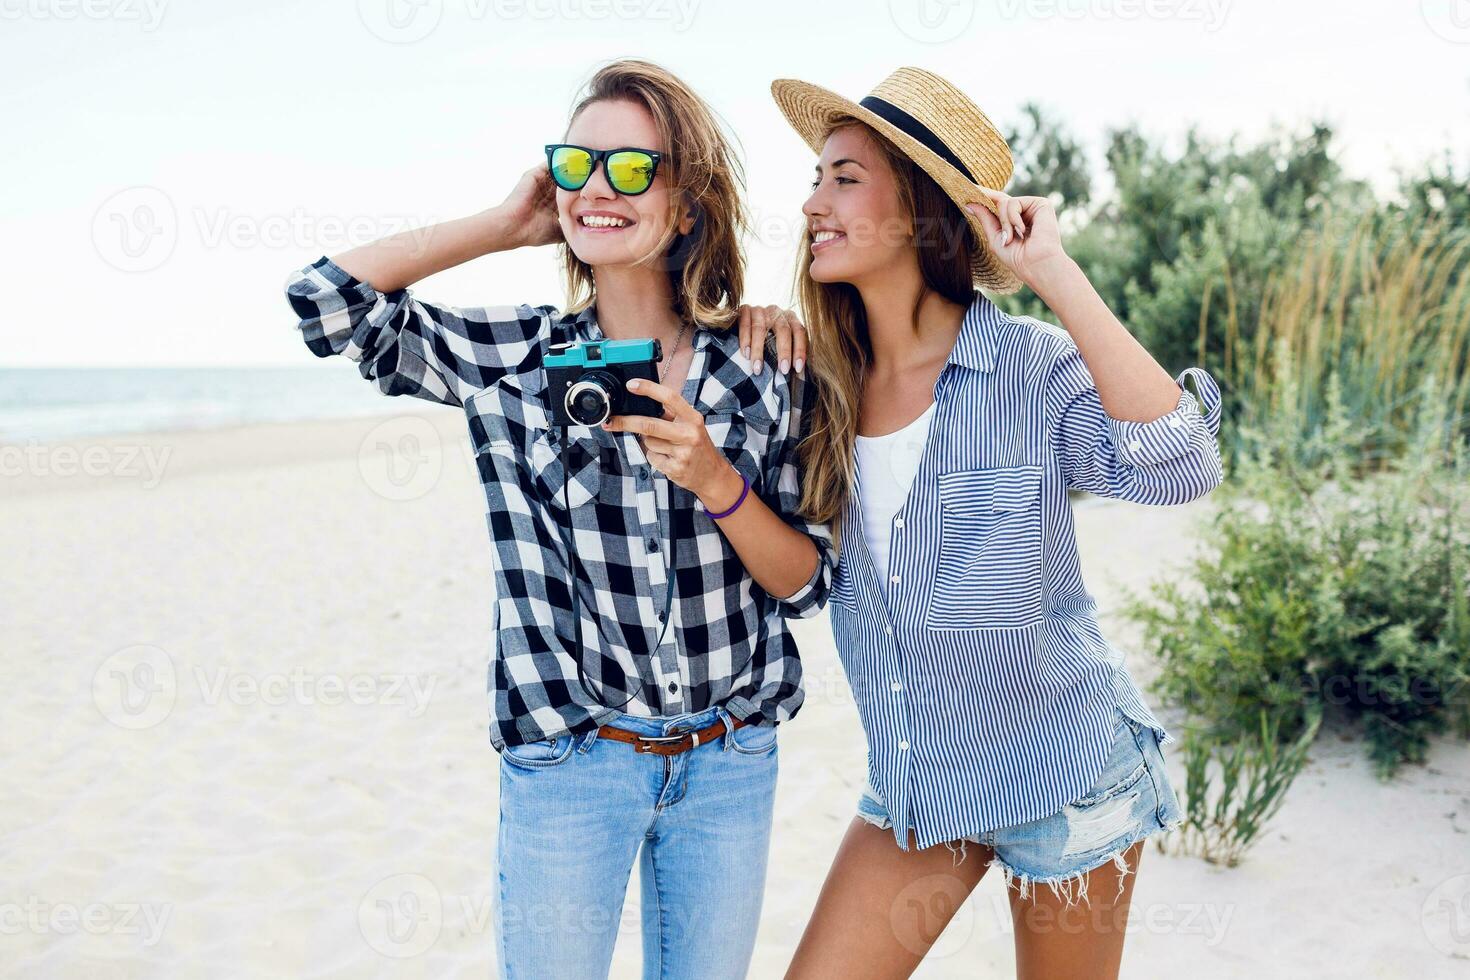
left=560, top=60, right=748, bottom=329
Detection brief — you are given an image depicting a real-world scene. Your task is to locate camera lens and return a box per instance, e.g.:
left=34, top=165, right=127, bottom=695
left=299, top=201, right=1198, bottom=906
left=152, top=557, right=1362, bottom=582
left=565, top=371, right=619, bottom=426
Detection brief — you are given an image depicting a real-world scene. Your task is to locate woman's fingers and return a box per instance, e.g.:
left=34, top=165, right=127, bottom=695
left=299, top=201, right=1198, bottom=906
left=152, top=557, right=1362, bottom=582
left=1006, top=197, right=1025, bottom=240
left=765, top=305, right=793, bottom=375
left=748, top=306, right=767, bottom=373
left=965, top=200, right=1004, bottom=246
left=736, top=304, right=752, bottom=361
left=789, top=311, right=809, bottom=374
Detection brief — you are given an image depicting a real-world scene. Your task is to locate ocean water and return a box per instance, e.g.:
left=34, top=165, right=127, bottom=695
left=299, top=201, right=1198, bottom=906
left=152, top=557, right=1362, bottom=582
left=0, top=367, right=412, bottom=442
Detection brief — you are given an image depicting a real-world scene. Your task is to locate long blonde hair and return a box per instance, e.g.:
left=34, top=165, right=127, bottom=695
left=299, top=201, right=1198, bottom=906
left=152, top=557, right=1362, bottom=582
left=561, top=60, right=748, bottom=328
left=796, top=119, right=980, bottom=554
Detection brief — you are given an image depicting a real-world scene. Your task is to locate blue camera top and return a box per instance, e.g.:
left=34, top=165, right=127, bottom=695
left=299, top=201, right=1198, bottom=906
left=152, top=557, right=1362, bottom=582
left=545, top=338, right=660, bottom=369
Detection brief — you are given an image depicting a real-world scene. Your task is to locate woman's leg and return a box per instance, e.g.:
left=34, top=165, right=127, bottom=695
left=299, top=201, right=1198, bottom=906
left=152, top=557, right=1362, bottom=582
left=784, top=818, right=993, bottom=979
left=1006, top=838, right=1144, bottom=980
left=637, top=708, right=781, bottom=980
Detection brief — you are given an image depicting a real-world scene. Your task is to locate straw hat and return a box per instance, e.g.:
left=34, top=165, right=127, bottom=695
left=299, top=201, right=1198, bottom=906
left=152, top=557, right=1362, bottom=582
left=770, top=67, right=1022, bottom=294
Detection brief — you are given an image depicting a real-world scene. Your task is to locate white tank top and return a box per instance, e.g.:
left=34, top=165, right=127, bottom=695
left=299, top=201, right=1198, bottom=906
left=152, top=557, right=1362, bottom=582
left=854, top=401, right=936, bottom=588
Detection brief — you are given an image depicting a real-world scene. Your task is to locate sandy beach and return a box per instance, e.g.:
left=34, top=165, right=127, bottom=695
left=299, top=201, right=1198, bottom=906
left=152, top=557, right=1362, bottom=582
left=3, top=408, right=1467, bottom=978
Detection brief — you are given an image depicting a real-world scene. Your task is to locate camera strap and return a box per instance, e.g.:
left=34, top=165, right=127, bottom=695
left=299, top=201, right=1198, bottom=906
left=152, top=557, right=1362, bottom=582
left=557, top=429, right=678, bottom=711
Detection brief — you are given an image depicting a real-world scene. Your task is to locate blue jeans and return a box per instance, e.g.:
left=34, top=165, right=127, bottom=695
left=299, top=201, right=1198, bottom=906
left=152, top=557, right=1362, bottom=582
left=494, top=703, right=780, bottom=979
left=857, top=705, right=1183, bottom=908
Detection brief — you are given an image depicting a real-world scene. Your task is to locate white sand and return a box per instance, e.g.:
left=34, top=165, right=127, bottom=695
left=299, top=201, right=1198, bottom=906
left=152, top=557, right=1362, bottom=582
left=3, top=412, right=1467, bottom=978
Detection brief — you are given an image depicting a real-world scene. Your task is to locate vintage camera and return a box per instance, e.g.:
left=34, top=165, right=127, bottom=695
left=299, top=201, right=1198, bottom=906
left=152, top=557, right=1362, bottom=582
left=544, top=338, right=665, bottom=427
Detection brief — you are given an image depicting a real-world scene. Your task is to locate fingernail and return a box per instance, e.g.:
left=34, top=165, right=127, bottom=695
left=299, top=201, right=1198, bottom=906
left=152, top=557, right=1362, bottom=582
left=795, top=358, right=804, bottom=374
left=755, top=360, right=763, bottom=375
left=743, top=346, right=750, bottom=359
left=628, top=379, right=640, bottom=390
left=780, top=359, right=790, bottom=374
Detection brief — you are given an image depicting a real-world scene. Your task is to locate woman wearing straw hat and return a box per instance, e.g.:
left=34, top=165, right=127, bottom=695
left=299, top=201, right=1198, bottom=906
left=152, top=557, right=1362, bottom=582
left=770, top=68, right=1225, bottom=978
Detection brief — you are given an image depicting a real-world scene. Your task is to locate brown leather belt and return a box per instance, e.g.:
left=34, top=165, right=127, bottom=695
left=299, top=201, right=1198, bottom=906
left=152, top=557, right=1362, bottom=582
left=596, top=716, right=747, bottom=755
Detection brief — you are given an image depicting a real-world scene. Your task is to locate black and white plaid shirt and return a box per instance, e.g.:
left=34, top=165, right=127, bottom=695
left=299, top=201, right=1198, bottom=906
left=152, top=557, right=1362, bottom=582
left=285, top=256, right=835, bottom=749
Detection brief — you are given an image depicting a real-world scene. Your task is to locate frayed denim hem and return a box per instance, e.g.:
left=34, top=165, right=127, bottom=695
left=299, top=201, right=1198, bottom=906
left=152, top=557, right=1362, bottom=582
left=986, top=810, right=1184, bottom=911
left=987, top=844, right=1136, bottom=909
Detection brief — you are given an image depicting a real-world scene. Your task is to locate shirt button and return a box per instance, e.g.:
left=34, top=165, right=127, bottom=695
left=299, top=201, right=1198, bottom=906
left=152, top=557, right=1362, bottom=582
left=1128, top=439, right=1144, bottom=453
left=640, top=467, right=649, bottom=480
left=885, top=625, right=894, bottom=635
left=891, top=681, right=902, bottom=692
left=898, top=740, right=910, bottom=751
left=893, top=517, right=904, bottom=529
left=668, top=681, right=678, bottom=694
left=890, top=575, right=901, bottom=585
left=1167, top=417, right=1183, bottom=429
left=648, top=538, right=659, bottom=551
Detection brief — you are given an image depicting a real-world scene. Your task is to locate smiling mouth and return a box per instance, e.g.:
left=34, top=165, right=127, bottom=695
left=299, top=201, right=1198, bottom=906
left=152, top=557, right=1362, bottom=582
left=578, top=214, right=634, bottom=231
left=811, top=230, right=845, bottom=252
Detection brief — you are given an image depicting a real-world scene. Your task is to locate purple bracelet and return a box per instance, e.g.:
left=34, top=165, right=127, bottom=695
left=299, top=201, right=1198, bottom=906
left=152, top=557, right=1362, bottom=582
left=705, top=472, right=750, bottom=520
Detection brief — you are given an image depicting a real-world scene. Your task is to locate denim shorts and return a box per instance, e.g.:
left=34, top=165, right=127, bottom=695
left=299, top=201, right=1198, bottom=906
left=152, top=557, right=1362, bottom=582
left=856, top=706, right=1184, bottom=908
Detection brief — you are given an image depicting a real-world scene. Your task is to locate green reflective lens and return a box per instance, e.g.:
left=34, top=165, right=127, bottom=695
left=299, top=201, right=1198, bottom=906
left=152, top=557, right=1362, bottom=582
left=605, top=151, right=656, bottom=194
left=550, top=146, right=593, bottom=191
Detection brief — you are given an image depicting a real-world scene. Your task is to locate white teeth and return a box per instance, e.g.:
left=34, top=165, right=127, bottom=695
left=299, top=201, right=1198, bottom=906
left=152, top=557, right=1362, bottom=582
left=580, top=215, right=629, bottom=228
left=813, top=230, right=842, bottom=243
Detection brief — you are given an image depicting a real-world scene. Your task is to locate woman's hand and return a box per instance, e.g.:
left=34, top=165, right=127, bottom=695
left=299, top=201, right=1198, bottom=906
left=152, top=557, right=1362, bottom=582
left=603, top=378, right=743, bottom=510
left=497, top=162, right=563, bottom=248
left=735, top=304, right=809, bottom=376
left=964, top=187, right=1069, bottom=288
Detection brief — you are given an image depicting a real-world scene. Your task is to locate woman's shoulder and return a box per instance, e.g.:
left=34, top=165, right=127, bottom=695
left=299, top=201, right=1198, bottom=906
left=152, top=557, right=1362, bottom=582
left=980, top=307, right=1082, bottom=388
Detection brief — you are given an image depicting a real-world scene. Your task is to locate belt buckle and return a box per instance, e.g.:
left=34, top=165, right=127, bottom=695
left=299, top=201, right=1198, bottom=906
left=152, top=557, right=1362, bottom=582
left=634, top=732, right=689, bottom=754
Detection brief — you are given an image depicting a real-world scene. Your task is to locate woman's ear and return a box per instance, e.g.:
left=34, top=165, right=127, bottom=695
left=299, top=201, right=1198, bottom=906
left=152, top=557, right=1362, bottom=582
left=677, top=205, right=698, bottom=237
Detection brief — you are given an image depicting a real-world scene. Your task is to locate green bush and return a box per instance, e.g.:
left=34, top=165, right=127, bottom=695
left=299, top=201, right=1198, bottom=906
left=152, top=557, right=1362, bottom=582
left=1159, top=705, right=1322, bottom=867
left=1123, top=368, right=1470, bottom=778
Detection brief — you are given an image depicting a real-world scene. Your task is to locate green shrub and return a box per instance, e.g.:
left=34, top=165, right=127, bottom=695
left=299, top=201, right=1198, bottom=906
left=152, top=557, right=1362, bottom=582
left=1123, top=367, right=1470, bottom=778
left=1158, top=705, right=1322, bottom=866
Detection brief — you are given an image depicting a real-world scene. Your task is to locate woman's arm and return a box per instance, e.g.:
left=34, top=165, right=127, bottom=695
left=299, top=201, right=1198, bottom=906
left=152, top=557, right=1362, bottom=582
left=966, top=189, right=1224, bottom=503
left=284, top=166, right=562, bottom=407
left=698, top=460, right=822, bottom=603
left=330, top=165, right=560, bottom=292
left=1026, top=256, right=1190, bottom=422
left=968, top=187, right=1185, bottom=422
left=604, top=372, right=834, bottom=614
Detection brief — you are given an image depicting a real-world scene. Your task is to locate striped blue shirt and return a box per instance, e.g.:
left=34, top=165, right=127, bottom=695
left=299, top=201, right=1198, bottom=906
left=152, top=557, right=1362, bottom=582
left=830, top=289, right=1224, bottom=852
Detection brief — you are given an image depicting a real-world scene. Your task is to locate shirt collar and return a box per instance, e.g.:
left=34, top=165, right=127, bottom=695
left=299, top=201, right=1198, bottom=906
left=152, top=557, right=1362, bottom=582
left=569, top=303, right=716, bottom=352
left=946, top=289, right=1003, bottom=374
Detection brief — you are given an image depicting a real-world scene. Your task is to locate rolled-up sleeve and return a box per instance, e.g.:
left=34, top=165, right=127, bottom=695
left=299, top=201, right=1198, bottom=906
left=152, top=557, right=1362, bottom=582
left=764, top=370, right=836, bottom=618
left=1044, top=341, right=1224, bottom=504
left=283, top=255, right=545, bottom=408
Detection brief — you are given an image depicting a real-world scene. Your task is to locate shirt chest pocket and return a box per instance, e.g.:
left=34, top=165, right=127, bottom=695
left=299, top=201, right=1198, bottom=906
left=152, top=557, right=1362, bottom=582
left=924, top=464, right=1044, bottom=630
left=528, top=431, right=602, bottom=510
left=467, top=377, right=601, bottom=511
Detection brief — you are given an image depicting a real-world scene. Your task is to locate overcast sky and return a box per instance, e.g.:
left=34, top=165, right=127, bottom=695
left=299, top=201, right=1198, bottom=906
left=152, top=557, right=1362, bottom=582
left=4, top=0, right=1468, bottom=367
